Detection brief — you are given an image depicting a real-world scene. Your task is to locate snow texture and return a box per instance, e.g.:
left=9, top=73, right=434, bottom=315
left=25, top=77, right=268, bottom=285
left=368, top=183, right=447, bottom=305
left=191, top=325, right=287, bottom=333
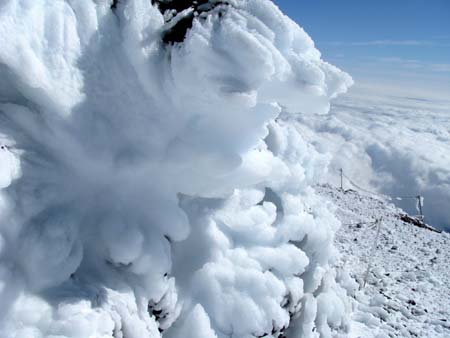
left=317, top=184, right=450, bottom=338
left=0, top=1, right=352, bottom=337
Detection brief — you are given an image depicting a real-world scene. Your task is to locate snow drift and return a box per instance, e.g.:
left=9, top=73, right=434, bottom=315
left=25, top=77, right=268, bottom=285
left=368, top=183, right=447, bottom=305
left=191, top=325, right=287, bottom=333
left=0, top=0, right=352, bottom=337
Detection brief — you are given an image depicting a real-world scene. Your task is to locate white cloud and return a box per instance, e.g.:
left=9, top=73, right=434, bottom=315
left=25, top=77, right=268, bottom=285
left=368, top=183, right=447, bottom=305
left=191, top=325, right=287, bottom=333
left=332, top=56, right=450, bottom=100
left=296, top=85, right=450, bottom=231
left=378, top=57, right=450, bottom=72
left=430, top=63, right=450, bottom=72
left=326, top=39, right=449, bottom=47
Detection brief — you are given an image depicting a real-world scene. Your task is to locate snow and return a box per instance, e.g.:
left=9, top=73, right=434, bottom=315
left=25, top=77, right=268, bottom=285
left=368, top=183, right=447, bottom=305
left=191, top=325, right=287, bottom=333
left=0, top=1, right=353, bottom=337
left=1, top=1, right=446, bottom=337
left=0, top=143, right=20, bottom=189
left=317, top=184, right=450, bottom=338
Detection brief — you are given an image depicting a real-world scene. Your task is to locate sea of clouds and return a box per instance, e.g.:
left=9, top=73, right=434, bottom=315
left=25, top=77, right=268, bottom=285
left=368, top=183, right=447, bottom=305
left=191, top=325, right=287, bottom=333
left=0, top=1, right=355, bottom=337
left=295, top=85, right=450, bottom=231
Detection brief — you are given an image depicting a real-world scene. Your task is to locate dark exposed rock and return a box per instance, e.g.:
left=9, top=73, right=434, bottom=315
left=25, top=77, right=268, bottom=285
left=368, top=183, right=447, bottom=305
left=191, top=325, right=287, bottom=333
left=111, top=0, right=119, bottom=9
left=407, top=299, right=416, bottom=306
left=399, top=214, right=442, bottom=233
left=152, top=0, right=231, bottom=43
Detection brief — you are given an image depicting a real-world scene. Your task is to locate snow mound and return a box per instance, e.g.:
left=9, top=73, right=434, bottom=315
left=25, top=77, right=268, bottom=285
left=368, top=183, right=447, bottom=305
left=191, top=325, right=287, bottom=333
left=0, top=1, right=352, bottom=337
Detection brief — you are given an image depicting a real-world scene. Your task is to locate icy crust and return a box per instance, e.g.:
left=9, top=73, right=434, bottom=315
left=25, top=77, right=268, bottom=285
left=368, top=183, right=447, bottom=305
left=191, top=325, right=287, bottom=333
left=0, top=1, right=352, bottom=337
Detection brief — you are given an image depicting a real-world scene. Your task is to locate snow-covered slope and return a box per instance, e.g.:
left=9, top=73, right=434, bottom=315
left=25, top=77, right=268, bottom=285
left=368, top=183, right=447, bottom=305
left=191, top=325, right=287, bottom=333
left=317, top=184, right=450, bottom=338
left=0, top=1, right=354, bottom=337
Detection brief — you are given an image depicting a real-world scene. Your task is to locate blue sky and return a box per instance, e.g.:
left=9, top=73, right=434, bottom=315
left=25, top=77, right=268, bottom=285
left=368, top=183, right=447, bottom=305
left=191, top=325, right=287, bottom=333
left=272, top=0, right=450, bottom=98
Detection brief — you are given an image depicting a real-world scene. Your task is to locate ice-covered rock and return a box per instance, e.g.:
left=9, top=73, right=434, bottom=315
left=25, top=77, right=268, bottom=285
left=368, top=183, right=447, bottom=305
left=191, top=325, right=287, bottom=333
left=0, top=1, right=352, bottom=337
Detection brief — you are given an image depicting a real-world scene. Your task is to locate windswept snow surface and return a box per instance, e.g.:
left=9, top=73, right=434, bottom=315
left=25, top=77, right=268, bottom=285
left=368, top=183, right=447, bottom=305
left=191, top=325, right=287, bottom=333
left=317, top=185, right=450, bottom=338
left=0, top=1, right=353, bottom=337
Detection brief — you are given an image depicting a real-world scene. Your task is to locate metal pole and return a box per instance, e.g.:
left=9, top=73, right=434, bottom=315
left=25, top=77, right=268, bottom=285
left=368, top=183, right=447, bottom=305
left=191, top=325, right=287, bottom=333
left=362, top=217, right=382, bottom=289
left=417, top=195, right=423, bottom=219
left=340, top=168, right=343, bottom=190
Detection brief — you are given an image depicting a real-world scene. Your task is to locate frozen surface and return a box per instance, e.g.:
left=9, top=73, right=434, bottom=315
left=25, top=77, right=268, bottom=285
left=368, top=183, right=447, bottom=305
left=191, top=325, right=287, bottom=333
left=0, top=1, right=352, bottom=337
left=317, top=184, right=450, bottom=338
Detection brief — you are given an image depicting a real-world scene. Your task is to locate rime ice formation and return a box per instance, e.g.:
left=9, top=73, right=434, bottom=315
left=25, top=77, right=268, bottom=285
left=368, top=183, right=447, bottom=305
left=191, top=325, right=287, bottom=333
left=0, top=1, right=352, bottom=337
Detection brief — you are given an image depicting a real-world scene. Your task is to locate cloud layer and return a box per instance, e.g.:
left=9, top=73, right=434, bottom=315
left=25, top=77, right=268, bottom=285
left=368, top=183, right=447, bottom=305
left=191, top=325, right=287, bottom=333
left=295, top=86, right=450, bottom=231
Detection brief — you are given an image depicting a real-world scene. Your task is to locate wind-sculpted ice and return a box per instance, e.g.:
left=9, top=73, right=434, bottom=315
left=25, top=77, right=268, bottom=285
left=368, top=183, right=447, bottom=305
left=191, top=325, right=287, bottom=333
left=0, top=0, right=352, bottom=337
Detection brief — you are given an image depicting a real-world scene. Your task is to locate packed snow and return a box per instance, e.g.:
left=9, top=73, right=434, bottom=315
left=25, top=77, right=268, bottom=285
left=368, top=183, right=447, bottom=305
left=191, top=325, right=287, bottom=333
left=0, top=1, right=355, bottom=337
left=317, top=184, right=450, bottom=338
